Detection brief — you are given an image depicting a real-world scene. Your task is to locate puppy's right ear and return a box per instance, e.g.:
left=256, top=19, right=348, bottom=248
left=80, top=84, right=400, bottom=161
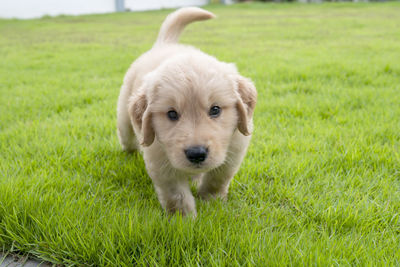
left=128, top=93, right=155, bottom=147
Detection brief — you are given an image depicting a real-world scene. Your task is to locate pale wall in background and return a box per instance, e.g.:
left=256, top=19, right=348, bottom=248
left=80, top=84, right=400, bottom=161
left=0, top=0, right=209, bottom=19
left=125, top=0, right=209, bottom=11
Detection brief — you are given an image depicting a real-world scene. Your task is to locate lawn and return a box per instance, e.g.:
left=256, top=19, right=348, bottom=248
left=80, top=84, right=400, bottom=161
left=1, top=2, right=400, bottom=266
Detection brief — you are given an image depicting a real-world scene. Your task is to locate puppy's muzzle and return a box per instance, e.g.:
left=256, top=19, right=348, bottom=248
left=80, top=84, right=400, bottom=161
left=184, top=146, right=208, bottom=164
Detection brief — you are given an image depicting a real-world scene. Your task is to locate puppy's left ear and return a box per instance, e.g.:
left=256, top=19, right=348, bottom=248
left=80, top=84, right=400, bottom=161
left=235, top=76, right=257, bottom=136
left=128, top=93, right=155, bottom=147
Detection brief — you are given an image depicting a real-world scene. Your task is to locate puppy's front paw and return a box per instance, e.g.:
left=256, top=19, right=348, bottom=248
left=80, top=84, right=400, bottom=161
left=118, top=135, right=138, bottom=153
left=198, top=172, right=232, bottom=201
left=165, top=192, right=197, bottom=218
left=198, top=187, right=228, bottom=202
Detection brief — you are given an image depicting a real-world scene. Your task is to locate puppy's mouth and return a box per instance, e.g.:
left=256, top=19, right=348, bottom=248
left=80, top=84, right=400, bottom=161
left=182, top=162, right=212, bottom=174
left=191, top=162, right=206, bottom=169
left=173, top=157, right=221, bottom=174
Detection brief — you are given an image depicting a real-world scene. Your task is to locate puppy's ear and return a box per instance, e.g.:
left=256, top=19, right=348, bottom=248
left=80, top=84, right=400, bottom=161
left=128, top=93, right=155, bottom=147
left=235, top=76, right=257, bottom=136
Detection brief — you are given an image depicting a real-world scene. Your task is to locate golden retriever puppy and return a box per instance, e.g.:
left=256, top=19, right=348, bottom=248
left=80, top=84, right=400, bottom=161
left=117, top=7, right=257, bottom=217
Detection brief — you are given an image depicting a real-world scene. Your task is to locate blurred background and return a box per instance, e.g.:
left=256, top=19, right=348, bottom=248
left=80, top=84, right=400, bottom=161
left=0, top=0, right=392, bottom=19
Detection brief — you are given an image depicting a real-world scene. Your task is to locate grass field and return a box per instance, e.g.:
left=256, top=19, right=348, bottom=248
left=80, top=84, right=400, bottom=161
left=1, top=2, right=400, bottom=266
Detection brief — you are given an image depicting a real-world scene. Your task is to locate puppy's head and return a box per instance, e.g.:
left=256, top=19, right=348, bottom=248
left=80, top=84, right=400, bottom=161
left=129, top=54, right=257, bottom=173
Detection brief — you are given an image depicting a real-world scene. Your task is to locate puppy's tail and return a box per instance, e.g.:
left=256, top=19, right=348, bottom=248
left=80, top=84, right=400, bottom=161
left=154, top=7, right=215, bottom=46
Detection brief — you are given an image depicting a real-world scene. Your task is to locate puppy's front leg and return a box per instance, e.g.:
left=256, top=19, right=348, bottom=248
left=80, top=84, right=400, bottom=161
left=151, top=171, right=196, bottom=217
left=198, top=134, right=251, bottom=200
left=197, top=165, right=235, bottom=201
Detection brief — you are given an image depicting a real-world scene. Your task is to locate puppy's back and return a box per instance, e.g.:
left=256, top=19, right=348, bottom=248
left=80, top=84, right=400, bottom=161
left=154, top=7, right=215, bottom=46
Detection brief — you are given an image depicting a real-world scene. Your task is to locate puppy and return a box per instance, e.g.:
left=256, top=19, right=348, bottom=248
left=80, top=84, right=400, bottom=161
left=117, top=7, right=257, bottom=217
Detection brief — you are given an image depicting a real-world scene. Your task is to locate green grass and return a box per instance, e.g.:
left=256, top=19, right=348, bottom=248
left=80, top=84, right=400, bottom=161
left=1, top=2, right=400, bottom=266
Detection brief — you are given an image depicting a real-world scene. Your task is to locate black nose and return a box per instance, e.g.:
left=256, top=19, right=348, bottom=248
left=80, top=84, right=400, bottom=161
left=184, top=146, right=208, bottom=164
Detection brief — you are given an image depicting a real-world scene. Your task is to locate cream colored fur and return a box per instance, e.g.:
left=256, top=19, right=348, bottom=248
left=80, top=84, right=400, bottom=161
left=117, top=7, right=257, bottom=217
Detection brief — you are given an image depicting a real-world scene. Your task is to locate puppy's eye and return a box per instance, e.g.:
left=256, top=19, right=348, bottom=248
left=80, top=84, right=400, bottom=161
left=209, top=106, right=221, bottom=118
left=167, top=110, right=179, bottom=121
